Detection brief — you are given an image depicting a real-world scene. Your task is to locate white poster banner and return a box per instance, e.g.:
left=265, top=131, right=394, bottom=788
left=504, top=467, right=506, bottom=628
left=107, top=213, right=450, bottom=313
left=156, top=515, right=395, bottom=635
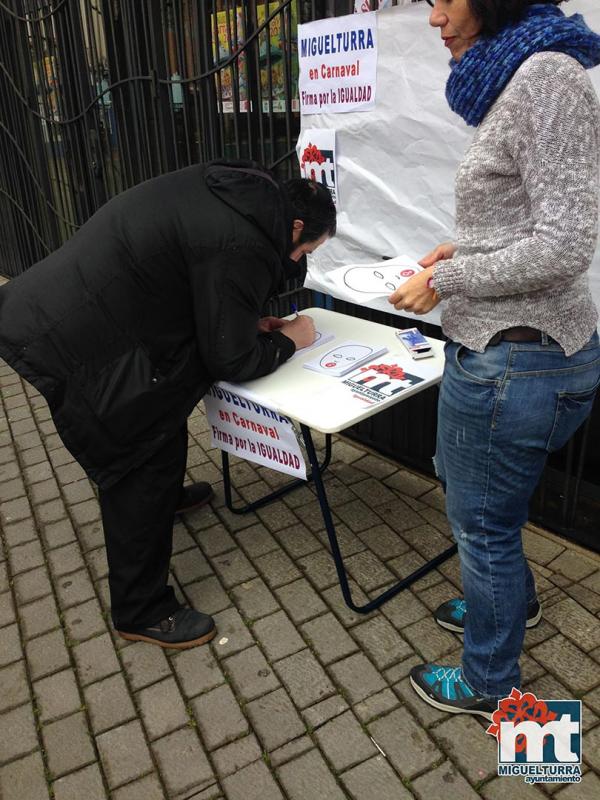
left=298, top=13, right=378, bottom=115
left=298, top=128, right=338, bottom=206
left=204, top=385, right=307, bottom=480
left=302, top=0, right=600, bottom=327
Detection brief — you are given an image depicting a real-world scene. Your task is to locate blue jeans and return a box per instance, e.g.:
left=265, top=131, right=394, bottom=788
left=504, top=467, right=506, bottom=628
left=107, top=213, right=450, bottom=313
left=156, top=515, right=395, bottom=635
left=435, top=332, right=600, bottom=699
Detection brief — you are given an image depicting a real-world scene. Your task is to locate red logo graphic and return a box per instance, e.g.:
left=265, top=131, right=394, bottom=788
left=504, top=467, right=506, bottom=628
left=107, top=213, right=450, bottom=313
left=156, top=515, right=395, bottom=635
left=487, top=688, right=558, bottom=752
left=301, top=143, right=325, bottom=166
left=301, top=143, right=327, bottom=183
left=359, top=363, right=406, bottom=380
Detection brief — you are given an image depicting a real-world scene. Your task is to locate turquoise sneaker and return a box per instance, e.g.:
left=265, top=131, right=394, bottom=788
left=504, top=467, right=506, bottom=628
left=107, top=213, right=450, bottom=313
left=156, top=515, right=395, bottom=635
left=410, top=664, right=497, bottom=720
left=434, top=597, right=542, bottom=633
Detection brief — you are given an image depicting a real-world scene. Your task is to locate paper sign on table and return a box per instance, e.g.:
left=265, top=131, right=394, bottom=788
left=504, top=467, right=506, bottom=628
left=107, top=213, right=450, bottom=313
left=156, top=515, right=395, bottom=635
left=342, top=355, right=425, bottom=404
left=311, top=352, right=435, bottom=414
left=204, top=385, right=307, bottom=479
left=303, top=341, right=388, bottom=377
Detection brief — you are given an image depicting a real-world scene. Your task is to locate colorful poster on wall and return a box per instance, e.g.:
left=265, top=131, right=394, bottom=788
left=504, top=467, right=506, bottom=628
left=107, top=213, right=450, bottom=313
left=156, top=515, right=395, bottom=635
left=42, top=55, right=60, bottom=120
left=257, top=2, right=299, bottom=112
left=212, top=4, right=298, bottom=113
left=298, top=128, right=338, bottom=207
left=298, top=12, right=378, bottom=115
left=212, top=7, right=249, bottom=112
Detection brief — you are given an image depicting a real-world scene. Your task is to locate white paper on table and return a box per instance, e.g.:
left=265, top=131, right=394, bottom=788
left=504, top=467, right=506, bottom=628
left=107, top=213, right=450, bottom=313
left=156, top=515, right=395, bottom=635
left=343, top=355, right=425, bottom=399
left=324, top=255, right=422, bottom=303
left=303, top=340, right=388, bottom=377
left=316, top=351, right=441, bottom=409
left=290, top=329, right=336, bottom=360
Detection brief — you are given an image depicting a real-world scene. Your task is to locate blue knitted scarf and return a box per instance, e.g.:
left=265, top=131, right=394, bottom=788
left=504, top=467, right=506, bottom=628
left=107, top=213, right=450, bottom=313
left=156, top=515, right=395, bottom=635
left=446, top=3, right=600, bottom=127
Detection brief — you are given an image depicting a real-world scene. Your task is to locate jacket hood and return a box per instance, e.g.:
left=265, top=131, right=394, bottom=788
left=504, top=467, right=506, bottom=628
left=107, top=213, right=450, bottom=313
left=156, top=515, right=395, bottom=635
left=205, top=160, right=295, bottom=263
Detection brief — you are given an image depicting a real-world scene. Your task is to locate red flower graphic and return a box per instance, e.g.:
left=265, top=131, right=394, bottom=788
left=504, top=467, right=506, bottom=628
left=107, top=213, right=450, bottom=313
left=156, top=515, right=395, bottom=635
left=486, top=688, right=557, bottom=752
left=301, top=143, right=325, bottom=166
left=359, top=363, right=406, bottom=380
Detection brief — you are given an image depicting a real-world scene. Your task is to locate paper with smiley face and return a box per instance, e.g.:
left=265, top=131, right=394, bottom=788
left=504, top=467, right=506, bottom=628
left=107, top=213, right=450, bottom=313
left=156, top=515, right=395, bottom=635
left=326, top=255, right=423, bottom=301
left=303, top=341, right=389, bottom=377
left=344, top=264, right=420, bottom=294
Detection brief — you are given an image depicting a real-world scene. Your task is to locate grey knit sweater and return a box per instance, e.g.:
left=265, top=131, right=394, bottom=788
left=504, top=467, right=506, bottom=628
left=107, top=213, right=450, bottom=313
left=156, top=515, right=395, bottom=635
left=432, top=52, right=600, bottom=356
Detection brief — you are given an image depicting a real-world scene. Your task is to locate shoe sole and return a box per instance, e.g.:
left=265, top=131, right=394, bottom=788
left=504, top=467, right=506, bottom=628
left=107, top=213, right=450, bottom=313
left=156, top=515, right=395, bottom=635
left=409, top=675, right=494, bottom=721
left=176, top=490, right=214, bottom=515
left=117, top=625, right=217, bottom=650
left=435, top=604, right=542, bottom=634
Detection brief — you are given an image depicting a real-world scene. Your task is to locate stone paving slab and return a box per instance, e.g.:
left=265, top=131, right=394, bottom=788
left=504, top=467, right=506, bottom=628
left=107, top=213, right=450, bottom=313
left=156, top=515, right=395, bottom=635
left=1, top=366, right=600, bottom=798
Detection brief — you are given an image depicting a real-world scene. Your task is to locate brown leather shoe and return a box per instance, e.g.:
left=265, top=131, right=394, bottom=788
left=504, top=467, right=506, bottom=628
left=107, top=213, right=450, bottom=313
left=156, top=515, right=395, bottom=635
left=176, top=482, right=213, bottom=514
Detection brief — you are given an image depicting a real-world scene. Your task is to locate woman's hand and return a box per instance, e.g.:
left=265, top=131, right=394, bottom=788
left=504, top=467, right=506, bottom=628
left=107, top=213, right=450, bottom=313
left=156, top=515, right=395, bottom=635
left=418, top=241, right=456, bottom=268
left=257, top=316, right=286, bottom=333
left=388, top=241, right=456, bottom=314
left=388, top=266, right=440, bottom=314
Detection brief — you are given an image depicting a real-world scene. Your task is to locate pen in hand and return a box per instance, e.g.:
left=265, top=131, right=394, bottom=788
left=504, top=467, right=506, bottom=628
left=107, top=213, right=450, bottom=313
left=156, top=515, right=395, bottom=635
left=283, top=305, right=315, bottom=348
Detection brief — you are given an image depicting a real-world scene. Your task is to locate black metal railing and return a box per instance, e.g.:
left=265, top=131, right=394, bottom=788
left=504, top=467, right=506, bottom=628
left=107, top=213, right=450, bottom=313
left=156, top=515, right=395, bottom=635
left=0, top=0, right=341, bottom=274
left=1, top=0, right=598, bottom=550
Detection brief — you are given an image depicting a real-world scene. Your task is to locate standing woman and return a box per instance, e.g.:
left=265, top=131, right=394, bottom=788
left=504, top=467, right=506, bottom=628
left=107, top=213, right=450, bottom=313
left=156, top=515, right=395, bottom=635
left=389, top=0, right=600, bottom=719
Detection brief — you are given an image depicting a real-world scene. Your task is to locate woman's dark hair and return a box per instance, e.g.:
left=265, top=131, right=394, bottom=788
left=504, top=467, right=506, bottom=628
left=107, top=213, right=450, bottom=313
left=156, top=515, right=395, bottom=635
left=466, top=0, right=566, bottom=38
left=284, top=178, right=337, bottom=243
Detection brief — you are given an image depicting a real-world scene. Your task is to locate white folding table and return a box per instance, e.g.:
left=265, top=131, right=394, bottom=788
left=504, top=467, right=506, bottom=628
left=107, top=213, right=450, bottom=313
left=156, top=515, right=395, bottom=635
left=217, top=307, right=456, bottom=613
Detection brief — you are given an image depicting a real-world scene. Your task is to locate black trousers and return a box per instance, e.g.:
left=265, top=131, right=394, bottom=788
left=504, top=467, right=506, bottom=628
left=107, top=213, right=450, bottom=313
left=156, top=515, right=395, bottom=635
left=98, top=427, right=188, bottom=630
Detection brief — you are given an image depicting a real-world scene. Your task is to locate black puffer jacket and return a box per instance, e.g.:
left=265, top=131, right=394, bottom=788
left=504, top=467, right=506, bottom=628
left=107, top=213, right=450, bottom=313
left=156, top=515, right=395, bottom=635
left=0, top=161, right=298, bottom=488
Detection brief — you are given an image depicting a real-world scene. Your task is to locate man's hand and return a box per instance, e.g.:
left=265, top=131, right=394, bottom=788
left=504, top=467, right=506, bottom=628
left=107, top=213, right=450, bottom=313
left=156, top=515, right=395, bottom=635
left=279, top=315, right=316, bottom=349
left=388, top=266, right=440, bottom=314
left=257, top=316, right=286, bottom=333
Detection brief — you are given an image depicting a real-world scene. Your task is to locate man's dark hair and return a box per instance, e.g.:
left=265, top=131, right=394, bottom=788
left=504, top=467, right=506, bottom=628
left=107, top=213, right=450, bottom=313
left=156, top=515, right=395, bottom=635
left=284, top=178, right=337, bottom=244
left=466, top=0, right=566, bottom=38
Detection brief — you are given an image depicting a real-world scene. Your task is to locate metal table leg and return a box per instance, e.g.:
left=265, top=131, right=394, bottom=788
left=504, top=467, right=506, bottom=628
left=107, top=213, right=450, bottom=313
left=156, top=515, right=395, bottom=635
left=221, top=426, right=457, bottom=613
left=301, top=424, right=457, bottom=614
left=222, top=433, right=332, bottom=514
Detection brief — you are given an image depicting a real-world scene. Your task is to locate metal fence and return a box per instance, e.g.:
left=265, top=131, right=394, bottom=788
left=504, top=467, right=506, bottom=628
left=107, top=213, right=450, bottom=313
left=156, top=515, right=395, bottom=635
left=0, top=0, right=305, bottom=275
left=0, top=1, right=422, bottom=276
left=1, top=0, right=598, bottom=550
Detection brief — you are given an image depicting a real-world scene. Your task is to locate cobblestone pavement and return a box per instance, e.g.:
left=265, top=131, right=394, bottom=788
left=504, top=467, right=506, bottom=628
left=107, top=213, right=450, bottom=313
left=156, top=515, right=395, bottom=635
left=1, top=359, right=600, bottom=800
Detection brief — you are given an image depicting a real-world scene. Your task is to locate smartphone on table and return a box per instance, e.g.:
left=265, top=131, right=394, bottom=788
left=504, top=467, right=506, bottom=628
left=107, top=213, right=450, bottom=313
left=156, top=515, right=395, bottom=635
left=395, top=327, right=433, bottom=360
